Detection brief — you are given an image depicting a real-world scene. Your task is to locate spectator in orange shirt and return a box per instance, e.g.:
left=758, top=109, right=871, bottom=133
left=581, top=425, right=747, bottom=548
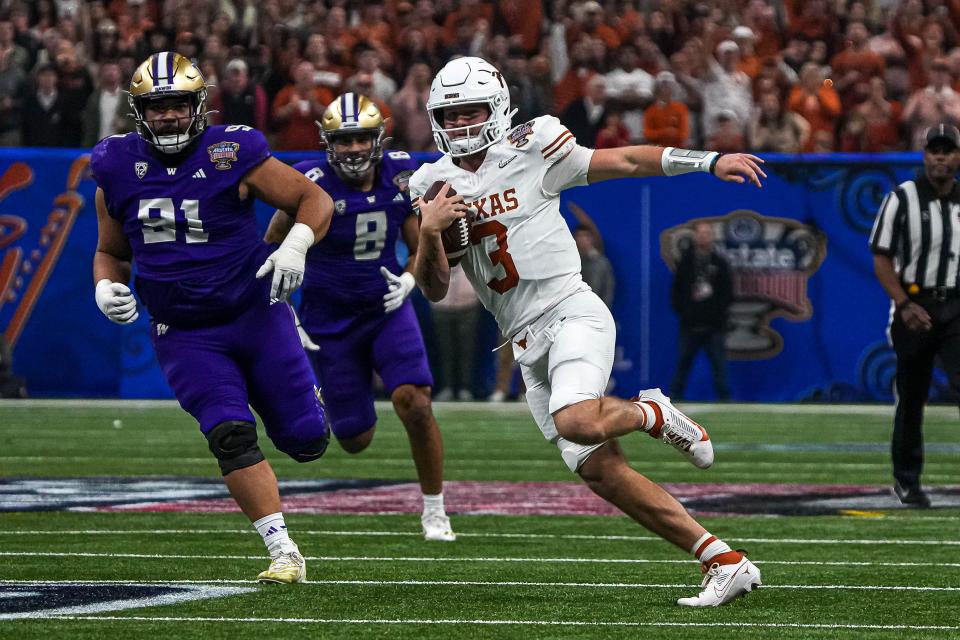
left=644, top=72, right=690, bottom=147
left=271, top=60, right=334, bottom=151
left=352, top=1, right=393, bottom=57
left=442, top=0, right=494, bottom=47
left=787, top=63, right=841, bottom=151
left=576, top=1, right=621, bottom=51
left=553, top=38, right=597, bottom=115
left=595, top=110, right=631, bottom=149
left=830, top=21, right=886, bottom=109
left=732, top=26, right=761, bottom=79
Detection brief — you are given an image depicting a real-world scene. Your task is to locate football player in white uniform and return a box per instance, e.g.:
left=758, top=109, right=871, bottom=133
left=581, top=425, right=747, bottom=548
left=411, top=57, right=764, bottom=607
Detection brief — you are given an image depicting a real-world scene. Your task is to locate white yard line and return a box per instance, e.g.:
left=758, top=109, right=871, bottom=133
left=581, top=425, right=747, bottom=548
left=4, top=551, right=960, bottom=571
left=9, top=614, right=958, bottom=631
left=0, top=578, right=957, bottom=592
left=4, top=529, right=960, bottom=546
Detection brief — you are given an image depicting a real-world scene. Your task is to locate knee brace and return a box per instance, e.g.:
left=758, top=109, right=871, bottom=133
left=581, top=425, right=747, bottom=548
left=284, top=436, right=330, bottom=463
left=205, top=420, right=265, bottom=475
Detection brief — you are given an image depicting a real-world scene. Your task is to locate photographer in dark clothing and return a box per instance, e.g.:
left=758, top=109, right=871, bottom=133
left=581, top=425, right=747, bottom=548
left=670, top=221, right=733, bottom=401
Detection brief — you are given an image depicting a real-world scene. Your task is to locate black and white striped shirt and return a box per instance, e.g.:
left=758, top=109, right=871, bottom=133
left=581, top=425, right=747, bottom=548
left=870, top=176, right=960, bottom=289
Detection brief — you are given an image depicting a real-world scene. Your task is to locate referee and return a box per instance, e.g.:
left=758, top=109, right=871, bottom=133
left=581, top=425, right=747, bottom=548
left=869, top=122, right=960, bottom=508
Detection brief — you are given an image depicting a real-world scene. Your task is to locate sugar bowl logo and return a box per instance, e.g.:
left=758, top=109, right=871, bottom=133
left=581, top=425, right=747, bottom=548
left=661, top=210, right=827, bottom=360
left=207, top=141, right=239, bottom=170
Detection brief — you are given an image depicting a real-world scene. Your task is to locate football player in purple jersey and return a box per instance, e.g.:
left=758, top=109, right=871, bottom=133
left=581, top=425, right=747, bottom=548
left=91, top=52, right=335, bottom=583
left=264, top=93, right=455, bottom=541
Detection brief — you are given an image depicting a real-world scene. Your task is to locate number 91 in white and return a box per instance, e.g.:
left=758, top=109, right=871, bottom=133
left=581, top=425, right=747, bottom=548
left=138, top=198, right=208, bottom=244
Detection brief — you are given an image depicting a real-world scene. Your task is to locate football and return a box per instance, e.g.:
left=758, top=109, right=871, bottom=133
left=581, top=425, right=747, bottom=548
left=420, top=180, right=470, bottom=265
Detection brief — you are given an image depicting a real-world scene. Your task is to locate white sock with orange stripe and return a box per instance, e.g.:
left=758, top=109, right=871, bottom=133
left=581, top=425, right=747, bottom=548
left=633, top=399, right=664, bottom=437
left=691, top=532, right=740, bottom=566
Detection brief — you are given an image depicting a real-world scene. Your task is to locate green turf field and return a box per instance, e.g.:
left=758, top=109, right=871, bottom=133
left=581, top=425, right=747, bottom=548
left=1, top=400, right=959, bottom=639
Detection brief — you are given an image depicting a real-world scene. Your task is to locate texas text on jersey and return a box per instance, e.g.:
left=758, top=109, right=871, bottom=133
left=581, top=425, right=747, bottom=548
left=409, top=115, right=594, bottom=338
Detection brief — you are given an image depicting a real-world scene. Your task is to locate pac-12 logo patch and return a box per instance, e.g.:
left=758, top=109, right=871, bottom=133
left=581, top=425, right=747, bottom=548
left=207, top=141, right=240, bottom=170
left=134, top=161, right=148, bottom=179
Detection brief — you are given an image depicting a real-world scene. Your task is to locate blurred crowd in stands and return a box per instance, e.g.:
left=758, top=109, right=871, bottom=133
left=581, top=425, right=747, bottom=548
left=2, top=0, right=960, bottom=153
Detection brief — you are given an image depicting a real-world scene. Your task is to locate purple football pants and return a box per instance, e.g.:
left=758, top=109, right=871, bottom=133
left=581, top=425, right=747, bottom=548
left=303, top=301, right=432, bottom=439
left=151, top=298, right=328, bottom=458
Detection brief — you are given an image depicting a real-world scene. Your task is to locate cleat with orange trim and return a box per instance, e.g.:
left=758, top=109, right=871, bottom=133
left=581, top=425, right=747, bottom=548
left=634, top=388, right=714, bottom=469
left=677, top=551, right=761, bottom=607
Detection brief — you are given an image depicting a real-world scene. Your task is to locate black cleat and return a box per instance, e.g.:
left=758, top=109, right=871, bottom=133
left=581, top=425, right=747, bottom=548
left=893, top=481, right=932, bottom=508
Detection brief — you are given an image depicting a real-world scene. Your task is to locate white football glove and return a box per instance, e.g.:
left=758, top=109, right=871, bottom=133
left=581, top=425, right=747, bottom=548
left=289, top=303, right=319, bottom=352
left=95, top=279, right=139, bottom=324
left=380, top=267, right=416, bottom=313
left=256, top=222, right=315, bottom=303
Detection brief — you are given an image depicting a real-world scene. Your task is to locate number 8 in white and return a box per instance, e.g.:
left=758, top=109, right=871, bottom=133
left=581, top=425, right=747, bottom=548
left=138, top=198, right=208, bottom=244
left=354, top=210, right=387, bottom=260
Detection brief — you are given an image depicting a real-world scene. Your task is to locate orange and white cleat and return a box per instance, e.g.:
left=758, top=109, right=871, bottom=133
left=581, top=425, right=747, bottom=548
left=677, top=551, right=762, bottom=607
left=634, top=388, right=714, bottom=469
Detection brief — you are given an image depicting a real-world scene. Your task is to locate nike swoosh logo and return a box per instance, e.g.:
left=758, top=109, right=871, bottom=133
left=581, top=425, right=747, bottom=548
left=498, top=155, right=518, bottom=168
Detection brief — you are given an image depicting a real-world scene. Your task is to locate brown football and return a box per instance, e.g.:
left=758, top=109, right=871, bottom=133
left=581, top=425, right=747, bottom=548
left=420, top=180, right=470, bottom=265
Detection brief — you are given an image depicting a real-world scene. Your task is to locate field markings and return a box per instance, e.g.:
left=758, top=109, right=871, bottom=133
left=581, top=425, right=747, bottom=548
left=0, top=578, right=957, bottom=593
left=8, top=614, right=959, bottom=631
left=4, top=550, right=960, bottom=571
left=3, top=398, right=959, bottom=419
left=4, top=529, right=960, bottom=546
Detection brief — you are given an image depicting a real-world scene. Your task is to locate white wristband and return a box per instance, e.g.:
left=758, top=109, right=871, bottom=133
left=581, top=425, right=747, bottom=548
left=282, top=222, right=315, bottom=254
left=661, top=147, right=720, bottom=176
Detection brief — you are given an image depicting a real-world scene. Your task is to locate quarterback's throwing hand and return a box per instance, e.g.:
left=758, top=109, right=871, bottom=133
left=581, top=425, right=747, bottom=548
left=381, top=266, right=416, bottom=313
left=95, top=279, right=139, bottom=324
left=714, top=153, right=766, bottom=188
left=256, top=222, right=315, bottom=302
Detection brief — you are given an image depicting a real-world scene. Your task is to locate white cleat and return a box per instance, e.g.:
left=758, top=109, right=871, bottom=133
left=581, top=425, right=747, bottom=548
left=257, top=546, right=306, bottom=584
left=635, top=388, right=714, bottom=469
left=677, top=554, right=762, bottom=607
left=422, top=511, right=456, bottom=542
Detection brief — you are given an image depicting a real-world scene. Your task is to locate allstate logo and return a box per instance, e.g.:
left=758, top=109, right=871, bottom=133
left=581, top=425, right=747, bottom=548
left=661, top=210, right=828, bottom=360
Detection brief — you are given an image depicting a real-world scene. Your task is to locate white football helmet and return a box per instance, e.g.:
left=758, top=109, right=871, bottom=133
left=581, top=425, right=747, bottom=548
left=427, top=56, right=516, bottom=157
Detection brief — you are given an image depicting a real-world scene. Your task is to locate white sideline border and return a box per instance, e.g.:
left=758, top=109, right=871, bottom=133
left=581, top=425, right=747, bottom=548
left=7, top=614, right=959, bottom=631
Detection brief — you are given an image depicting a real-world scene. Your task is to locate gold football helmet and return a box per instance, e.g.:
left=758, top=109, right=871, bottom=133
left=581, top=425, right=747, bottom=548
left=128, top=51, right=209, bottom=153
left=318, top=93, right=386, bottom=181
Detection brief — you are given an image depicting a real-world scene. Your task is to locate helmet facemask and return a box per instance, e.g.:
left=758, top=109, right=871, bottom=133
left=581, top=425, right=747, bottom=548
left=318, top=92, right=387, bottom=183
left=323, top=127, right=384, bottom=183
left=131, top=90, right=208, bottom=154
left=429, top=94, right=512, bottom=157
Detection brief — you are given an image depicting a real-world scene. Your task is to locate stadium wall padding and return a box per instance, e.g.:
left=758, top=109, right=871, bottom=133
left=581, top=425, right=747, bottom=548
left=0, top=148, right=930, bottom=401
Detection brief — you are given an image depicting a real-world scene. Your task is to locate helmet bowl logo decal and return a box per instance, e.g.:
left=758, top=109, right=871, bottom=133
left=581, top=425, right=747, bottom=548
left=661, top=210, right=827, bottom=360
left=134, top=161, right=147, bottom=179
left=0, top=158, right=86, bottom=349
left=207, top=141, right=239, bottom=170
